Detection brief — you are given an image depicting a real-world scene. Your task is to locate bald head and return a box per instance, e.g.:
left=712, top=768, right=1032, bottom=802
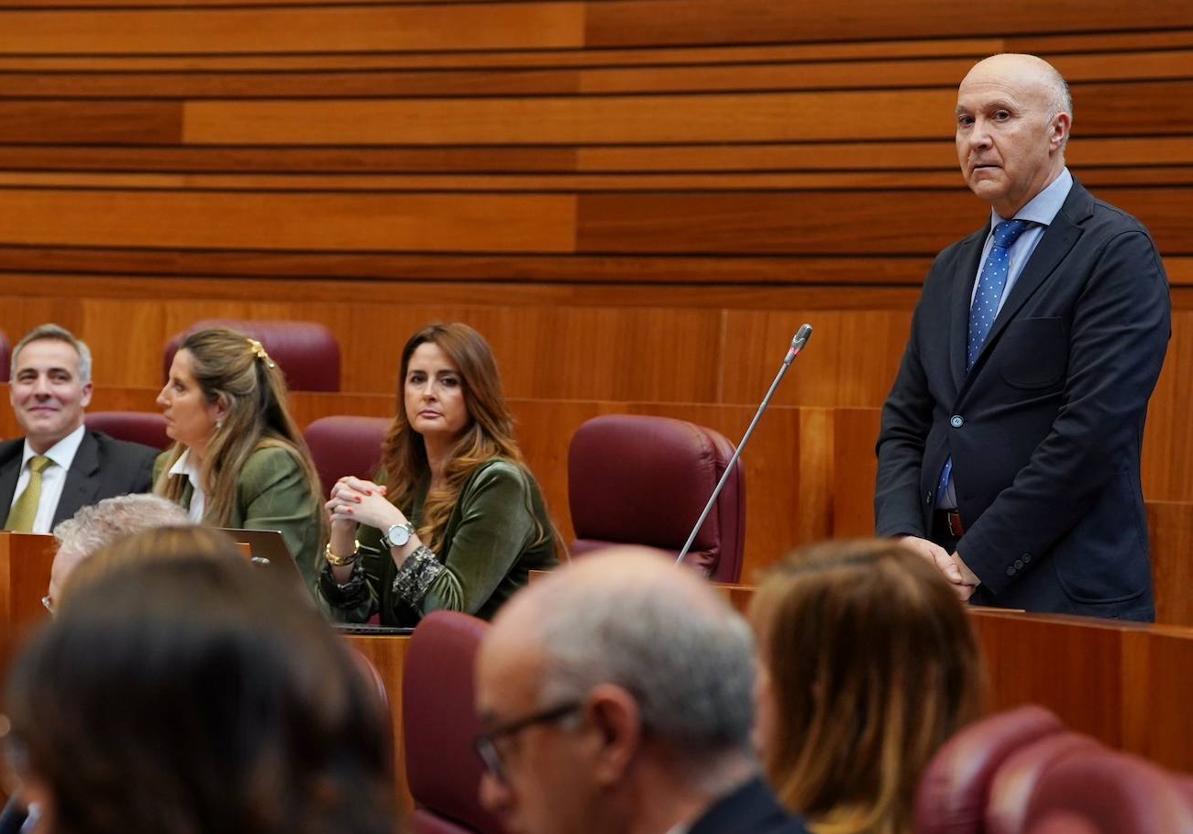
left=485, top=547, right=756, bottom=757
left=961, top=53, right=1072, bottom=123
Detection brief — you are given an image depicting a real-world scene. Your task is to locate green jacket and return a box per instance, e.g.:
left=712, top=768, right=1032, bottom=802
left=154, top=444, right=324, bottom=593
left=319, top=458, right=559, bottom=626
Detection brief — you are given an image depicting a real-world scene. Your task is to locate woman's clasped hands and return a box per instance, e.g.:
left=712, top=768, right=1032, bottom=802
left=326, top=476, right=407, bottom=531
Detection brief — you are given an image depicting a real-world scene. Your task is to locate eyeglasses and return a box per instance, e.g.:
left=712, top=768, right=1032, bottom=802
left=473, top=701, right=581, bottom=783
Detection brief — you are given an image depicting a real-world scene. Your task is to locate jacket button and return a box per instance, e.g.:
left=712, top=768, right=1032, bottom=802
left=1006, top=566, right=1016, bottom=577
left=1014, top=559, right=1024, bottom=570
left=925, top=490, right=934, bottom=504
left=950, top=415, right=964, bottom=428
left=1022, top=554, right=1032, bottom=563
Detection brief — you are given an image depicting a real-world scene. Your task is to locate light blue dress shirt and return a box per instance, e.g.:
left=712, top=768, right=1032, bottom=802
left=938, top=167, right=1074, bottom=509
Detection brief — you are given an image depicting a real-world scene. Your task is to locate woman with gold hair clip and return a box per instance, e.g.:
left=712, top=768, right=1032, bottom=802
left=153, top=327, right=326, bottom=595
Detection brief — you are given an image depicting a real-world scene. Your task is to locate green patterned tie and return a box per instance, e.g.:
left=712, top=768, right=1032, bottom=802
left=5, top=455, right=53, bottom=532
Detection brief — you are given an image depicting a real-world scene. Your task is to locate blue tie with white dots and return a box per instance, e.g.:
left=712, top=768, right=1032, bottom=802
left=967, top=219, right=1031, bottom=370
left=936, top=219, right=1032, bottom=509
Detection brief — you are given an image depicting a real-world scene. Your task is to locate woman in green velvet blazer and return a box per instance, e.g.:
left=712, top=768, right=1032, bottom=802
left=153, top=328, right=326, bottom=593
left=319, top=323, right=561, bottom=626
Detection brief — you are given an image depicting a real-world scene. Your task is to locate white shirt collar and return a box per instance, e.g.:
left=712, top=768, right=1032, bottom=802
left=21, top=423, right=86, bottom=472
left=167, top=449, right=206, bottom=522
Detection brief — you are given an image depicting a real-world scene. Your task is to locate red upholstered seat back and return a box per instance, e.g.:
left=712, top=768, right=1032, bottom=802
left=164, top=319, right=341, bottom=392
left=1023, top=751, right=1193, bottom=834
left=303, top=415, right=391, bottom=498
left=915, top=704, right=1065, bottom=834
left=84, top=411, right=172, bottom=450
left=403, top=611, right=504, bottom=834
left=566, top=414, right=745, bottom=582
left=985, top=732, right=1104, bottom=834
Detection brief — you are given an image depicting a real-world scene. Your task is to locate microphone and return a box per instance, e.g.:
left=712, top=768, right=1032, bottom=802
left=677, top=324, right=813, bottom=566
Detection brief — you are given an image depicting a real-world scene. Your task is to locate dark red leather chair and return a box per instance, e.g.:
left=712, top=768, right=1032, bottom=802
left=915, top=705, right=1066, bottom=834
left=164, top=319, right=341, bottom=392
left=85, top=411, right=172, bottom=450
left=567, top=414, right=745, bottom=582
left=403, top=611, right=504, bottom=834
left=985, top=732, right=1104, bottom=834
left=303, top=415, right=390, bottom=498
left=1023, top=751, right=1193, bottom=834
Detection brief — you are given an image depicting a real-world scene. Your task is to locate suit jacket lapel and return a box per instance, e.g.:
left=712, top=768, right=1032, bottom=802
left=950, top=226, right=989, bottom=393
left=54, top=431, right=102, bottom=527
left=0, top=440, right=24, bottom=518
left=966, top=182, right=1092, bottom=378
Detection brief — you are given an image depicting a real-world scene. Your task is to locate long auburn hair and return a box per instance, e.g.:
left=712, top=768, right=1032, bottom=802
left=154, top=328, right=327, bottom=544
left=381, top=323, right=558, bottom=556
left=750, top=539, right=984, bottom=834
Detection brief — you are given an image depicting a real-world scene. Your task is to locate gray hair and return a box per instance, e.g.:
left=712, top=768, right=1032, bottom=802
left=534, top=571, right=757, bottom=767
left=12, top=323, right=93, bottom=385
left=54, top=494, right=189, bottom=564
left=1042, top=60, right=1073, bottom=150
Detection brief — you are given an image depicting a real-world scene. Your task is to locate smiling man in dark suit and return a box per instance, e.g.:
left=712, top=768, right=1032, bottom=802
left=875, top=54, right=1170, bottom=620
left=0, top=324, right=157, bottom=533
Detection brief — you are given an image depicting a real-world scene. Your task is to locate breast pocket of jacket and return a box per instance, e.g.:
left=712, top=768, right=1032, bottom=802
left=998, top=316, right=1069, bottom=389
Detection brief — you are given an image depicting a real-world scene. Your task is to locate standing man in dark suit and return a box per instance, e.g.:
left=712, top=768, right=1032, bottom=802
left=1, top=324, right=157, bottom=533
left=875, top=54, right=1171, bottom=620
left=475, top=548, right=809, bottom=834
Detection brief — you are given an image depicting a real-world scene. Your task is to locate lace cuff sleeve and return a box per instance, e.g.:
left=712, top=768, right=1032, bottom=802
left=391, top=545, right=445, bottom=605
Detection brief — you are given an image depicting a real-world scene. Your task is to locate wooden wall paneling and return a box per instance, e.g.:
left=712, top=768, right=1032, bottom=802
left=830, top=407, right=882, bottom=538
left=181, top=90, right=958, bottom=145
left=1142, top=310, right=1193, bottom=500
left=585, top=0, right=1193, bottom=47
left=0, top=101, right=181, bottom=144
left=1120, top=626, right=1193, bottom=769
left=0, top=146, right=585, bottom=175
left=341, top=634, right=414, bottom=815
left=1146, top=502, right=1193, bottom=628
left=969, top=610, right=1127, bottom=749
left=339, top=304, right=725, bottom=402
left=0, top=190, right=578, bottom=253
left=79, top=299, right=168, bottom=388
left=578, top=189, right=1193, bottom=254
left=0, top=5, right=585, bottom=54
left=720, top=310, right=912, bottom=408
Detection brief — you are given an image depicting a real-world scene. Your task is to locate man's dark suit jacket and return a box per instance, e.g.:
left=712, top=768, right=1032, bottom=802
left=875, top=179, right=1171, bottom=620
left=0, top=429, right=158, bottom=530
left=689, top=777, right=809, bottom=834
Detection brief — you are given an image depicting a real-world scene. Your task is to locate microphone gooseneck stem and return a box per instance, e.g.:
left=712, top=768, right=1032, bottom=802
left=677, top=324, right=812, bottom=565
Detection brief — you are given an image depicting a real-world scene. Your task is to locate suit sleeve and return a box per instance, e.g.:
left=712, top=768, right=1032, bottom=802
left=875, top=291, right=935, bottom=539
left=417, top=462, right=539, bottom=616
left=238, top=446, right=324, bottom=594
left=959, top=230, right=1171, bottom=593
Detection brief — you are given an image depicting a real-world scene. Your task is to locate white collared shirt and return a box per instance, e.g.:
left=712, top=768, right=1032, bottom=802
left=8, top=424, right=87, bottom=534
left=167, top=449, right=207, bottom=522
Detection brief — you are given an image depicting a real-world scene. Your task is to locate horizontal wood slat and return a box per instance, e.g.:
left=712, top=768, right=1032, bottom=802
left=585, top=0, right=1193, bottom=48
left=0, top=189, right=577, bottom=252
left=0, top=4, right=585, bottom=54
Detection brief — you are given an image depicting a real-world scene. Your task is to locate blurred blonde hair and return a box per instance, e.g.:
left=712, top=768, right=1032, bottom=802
left=750, top=539, right=984, bottom=834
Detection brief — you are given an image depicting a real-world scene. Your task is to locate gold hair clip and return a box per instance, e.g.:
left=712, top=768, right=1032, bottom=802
left=246, top=338, right=276, bottom=368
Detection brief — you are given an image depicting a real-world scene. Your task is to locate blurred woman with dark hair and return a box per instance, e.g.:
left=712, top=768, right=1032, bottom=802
left=2, top=555, right=395, bottom=834
left=750, top=539, right=985, bottom=834
left=320, top=322, right=560, bottom=625
left=154, top=327, right=326, bottom=593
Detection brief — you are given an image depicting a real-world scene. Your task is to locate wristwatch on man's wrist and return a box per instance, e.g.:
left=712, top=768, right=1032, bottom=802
left=382, top=520, right=415, bottom=549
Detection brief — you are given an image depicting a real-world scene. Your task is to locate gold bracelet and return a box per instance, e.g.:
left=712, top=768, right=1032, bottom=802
left=324, top=540, right=361, bottom=567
